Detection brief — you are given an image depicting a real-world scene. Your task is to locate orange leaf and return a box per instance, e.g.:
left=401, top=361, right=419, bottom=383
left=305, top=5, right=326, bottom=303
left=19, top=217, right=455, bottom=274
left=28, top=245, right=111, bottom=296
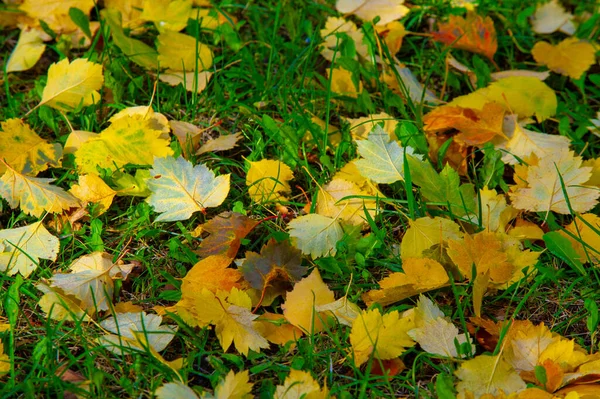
left=433, top=13, right=497, bottom=60
left=181, top=255, right=242, bottom=294
left=196, top=212, right=259, bottom=259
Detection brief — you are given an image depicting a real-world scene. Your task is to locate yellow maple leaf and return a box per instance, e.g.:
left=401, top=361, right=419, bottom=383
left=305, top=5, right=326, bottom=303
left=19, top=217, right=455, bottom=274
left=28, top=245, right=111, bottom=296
left=559, top=214, right=600, bottom=264
left=0, top=221, right=59, bottom=277
left=0, top=118, right=62, bottom=175
left=70, top=174, right=117, bottom=215
left=400, top=216, right=463, bottom=259
left=181, top=255, right=243, bottom=294
left=509, top=149, right=600, bottom=215
left=75, top=114, right=173, bottom=174
left=477, top=187, right=517, bottom=233
left=288, top=214, right=344, bottom=258
left=455, top=354, right=527, bottom=396
left=208, top=369, right=253, bottom=399
left=363, top=258, right=450, bottom=306
left=246, top=159, right=293, bottom=203
left=282, top=269, right=335, bottom=334
left=140, top=0, right=192, bottom=32
left=316, top=178, right=377, bottom=226
left=274, top=369, right=331, bottom=399
left=349, top=308, right=415, bottom=367
left=39, top=58, right=104, bottom=112
left=449, top=76, right=557, bottom=122
left=336, top=0, right=409, bottom=26
left=157, top=30, right=213, bottom=72
left=146, top=156, right=230, bottom=222
left=532, top=38, right=596, bottom=80
left=328, top=67, right=362, bottom=98
left=0, top=162, right=80, bottom=217
left=6, top=28, right=45, bottom=72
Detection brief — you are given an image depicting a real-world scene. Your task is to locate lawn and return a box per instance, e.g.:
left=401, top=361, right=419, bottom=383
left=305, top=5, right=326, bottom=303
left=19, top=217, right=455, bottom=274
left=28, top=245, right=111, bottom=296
left=1, top=0, right=600, bottom=398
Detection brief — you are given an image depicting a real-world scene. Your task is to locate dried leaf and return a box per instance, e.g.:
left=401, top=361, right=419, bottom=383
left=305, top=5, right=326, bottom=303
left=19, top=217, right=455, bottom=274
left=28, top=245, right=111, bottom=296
left=0, top=221, right=59, bottom=277
left=336, top=0, right=409, bottom=26
left=274, top=369, right=330, bottom=399
left=196, top=212, right=259, bottom=259
left=400, top=216, right=463, bottom=259
left=182, top=255, right=243, bottom=294
left=99, top=311, right=177, bottom=353
left=197, top=133, right=242, bottom=155
left=455, top=354, right=527, bottom=396
left=433, top=13, right=497, bottom=60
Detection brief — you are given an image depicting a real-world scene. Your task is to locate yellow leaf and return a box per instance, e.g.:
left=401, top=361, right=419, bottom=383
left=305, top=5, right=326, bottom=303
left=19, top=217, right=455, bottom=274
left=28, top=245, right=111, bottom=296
left=334, top=161, right=380, bottom=195
left=104, top=0, right=144, bottom=30
left=156, top=382, right=199, bottom=399
left=70, top=174, right=117, bottom=215
left=0, top=340, right=9, bottom=375
left=477, top=187, right=517, bottom=232
left=146, top=156, right=230, bottom=222
left=320, top=16, right=368, bottom=61
left=449, top=77, right=557, bottom=122
left=37, top=282, right=89, bottom=321
left=113, top=170, right=152, bottom=197
left=349, top=308, right=415, bottom=367
left=39, top=58, right=104, bottom=112
left=316, top=178, right=376, bottom=226
left=0, top=118, right=62, bottom=175
left=559, top=214, right=600, bottom=264
left=583, top=157, right=600, bottom=187
left=246, top=159, right=293, bottom=203
left=530, top=0, right=575, bottom=35
left=274, top=369, right=331, bottom=399
left=288, top=214, right=344, bottom=258
left=181, top=255, right=242, bottom=294
left=113, top=301, right=143, bottom=314
left=109, top=106, right=170, bottom=138
left=207, top=370, right=253, bottom=399
left=157, top=30, right=213, bottom=71
left=346, top=112, right=398, bottom=141
left=315, top=297, right=362, bottom=327
left=539, top=339, right=588, bottom=371
left=509, top=149, right=599, bottom=214
left=503, top=320, right=556, bottom=372
left=19, top=0, right=95, bottom=32
left=363, top=258, right=450, bottom=306
left=455, top=354, right=527, bottom=396
left=0, top=163, right=79, bottom=217
left=64, top=130, right=97, bottom=154
left=141, top=0, right=192, bottom=31
left=532, top=38, right=596, bottom=80
left=99, top=311, right=177, bottom=353
left=375, top=21, right=407, bottom=55
left=282, top=269, right=335, bottom=334
left=197, top=132, right=242, bottom=155
left=400, top=216, right=463, bottom=259
left=159, top=70, right=213, bottom=94
left=0, top=221, right=59, bottom=277
left=255, top=313, right=303, bottom=346
left=336, top=0, right=409, bottom=26
left=75, top=114, right=173, bottom=174
left=6, top=28, right=45, bottom=72
left=328, top=67, right=362, bottom=98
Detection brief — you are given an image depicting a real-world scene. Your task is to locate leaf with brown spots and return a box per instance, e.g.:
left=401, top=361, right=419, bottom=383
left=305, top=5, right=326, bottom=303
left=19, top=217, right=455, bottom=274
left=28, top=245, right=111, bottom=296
left=433, top=12, right=497, bottom=61
left=196, top=212, right=259, bottom=259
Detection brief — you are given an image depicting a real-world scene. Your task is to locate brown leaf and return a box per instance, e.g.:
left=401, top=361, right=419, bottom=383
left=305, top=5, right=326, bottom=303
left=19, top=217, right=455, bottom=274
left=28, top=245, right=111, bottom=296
left=196, top=212, right=259, bottom=259
left=433, top=12, right=498, bottom=61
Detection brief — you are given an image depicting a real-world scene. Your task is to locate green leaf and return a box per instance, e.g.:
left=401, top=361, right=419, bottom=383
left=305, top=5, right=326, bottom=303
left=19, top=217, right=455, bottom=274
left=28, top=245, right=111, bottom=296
left=543, top=232, right=586, bottom=275
left=69, top=7, right=91, bottom=39
left=435, top=373, right=457, bottom=399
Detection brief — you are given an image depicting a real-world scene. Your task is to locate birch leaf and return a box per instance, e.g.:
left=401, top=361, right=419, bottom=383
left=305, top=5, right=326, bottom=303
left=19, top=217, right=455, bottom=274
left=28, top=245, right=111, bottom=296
left=0, top=221, right=59, bottom=277
left=6, top=28, right=46, bottom=72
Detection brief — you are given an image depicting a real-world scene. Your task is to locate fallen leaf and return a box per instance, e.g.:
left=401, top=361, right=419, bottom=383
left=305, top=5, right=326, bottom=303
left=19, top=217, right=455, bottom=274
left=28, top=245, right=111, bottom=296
left=0, top=221, right=59, bottom=277
left=37, top=282, right=89, bottom=321
left=350, top=308, right=415, bottom=366
left=70, top=174, right=117, bottom=215
left=197, top=132, right=242, bottom=155
left=203, top=370, right=253, bottom=399
left=274, top=369, right=330, bottom=399
left=6, top=28, right=45, bottom=72
left=0, top=118, right=62, bottom=175
left=0, top=340, right=10, bottom=374
left=196, top=212, right=259, bottom=259
left=530, top=0, right=575, bottom=34
left=140, top=0, right=192, bottom=32
left=320, top=16, right=368, bottom=61
left=109, top=106, right=170, bottom=137
left=282, top=269, right=335, bottom=333
left=182, top=255, right=242, bottom=294
left=400, top=216, right=463, bottom=259
left=39, top=58, right=104, bottom=112
left=490, top=70, right=551, bottom=81
left=157, top=30, right=213, bottom=71
left=64, top=130, right=97, bottom=154
left=375, top=21, right=407, bottom=55
left=170, top=120, right=203, bottom=156
left=346, top=112, right=398, bottom=142
left=315, top=297, right=361, bottom=327
left=532, top=38, right=596, bottom=80
left=146, top=156, right=230, bottom=222
left=560, top=214, right=600, bottom=264
left=288, top=214, right=344, bottom=258
left=255, top=312, right=303, bottom=346
left=155, top=382, right=199, bottom=399
left=0, top=162, right=80, bottom=217
left=99, top=311, right=177, bottom=353
left=19, top=0, right=95, bottom=33
left=328, top=67, right=362, bottom=98
left=104, top=0, right=145, bottom=30
left=336, top=0, right=409, bottom=26
left=433, top=13, right=497, bottom=60
left=113, top=170, right=152, bottom=197
left=455, top=354, right=527, bottom=396
left=246, top=159, right=293, bottom=203
left=316, top=178, right=377, bottom=226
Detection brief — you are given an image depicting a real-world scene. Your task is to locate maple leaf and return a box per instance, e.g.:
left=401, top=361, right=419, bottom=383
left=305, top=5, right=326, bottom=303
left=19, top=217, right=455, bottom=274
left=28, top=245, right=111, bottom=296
left=182, top=255, right=243, bottom=294
left=355, top=126, right=421, bottom=184
left=449, top=76, right=557, bottom=122
left=346, top=112, right=398, bottom=142
left=157, top=30, right=213, bottom=72
left=455, top=354, right=527, bottom=396
left=335, top=0, right=409, bottom=26
left=99, top=311, right=177, bottom=353
left=197, top=133, right=242, bottom=155
left=320, top=16, right=368, bottom=61
left=146, top=156, right=230, bottom=222
left=281, top=269, right=335, bottom=334
left=400, top=216, right=463, bottom=259
left=255, top=312, right=303, bottom=346
left=6, top=28, right=45, bottom=72
left=75, top=114, right=173, bottom=174
left=38, top=58, right=103, bottom=112
left=496, top=115, right=571, bottom=165
left=0, top=162, right=80, bottom=217
left=246, top=159, right=293, bottom=203
left=349, top=308, right=415, bottom=367
left=407, top=296, right=471, bottom=358
left=503, top=320, right=556, bottom=373
left=0, top=221, right=59, bottom=277
left=0, top=118, right=62, bottom=175
left=157, top=370, right=253, bottom=399
left=532, top=38, right=596, bottom=80
left=240, top=240, right=306, bottom=301
left=509, top=149, right=600, bottom=214
left=49, top=252, right=134, bottom=313
left=288, top=214, right=344, bottom=258
left=69, top=174, right=117, bottom=215
left=530, top=0, right=575, bottom=35
left=140, top=0, right=192, bottom=32
left=274, top=369, right=330, bottom=399
left=316, top=178, right=377, bottom=226
left=559, top=214, right=600, bottom=264
left=196, top=212, right=259, bottom=259
left=433, top=13, right=497, bottom=60
left=363, top=258, right=450, bottom=306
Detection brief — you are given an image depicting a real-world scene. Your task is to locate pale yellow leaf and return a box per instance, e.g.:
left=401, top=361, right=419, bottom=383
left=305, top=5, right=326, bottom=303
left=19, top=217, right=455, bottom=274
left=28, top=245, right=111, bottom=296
left=400, top=216, right=463, bottom=259
left=113, top=170, right=152, bottom=197
left=70, top=174, right=117, bottom=215
left=246, top=159, right=293, bottom=203
left=336, top=0, right=409, bottom=26
left=160, top=70, right=213, bottom=94
left=197, top=132, right=242, bottom=155
left=19, top=0, right=95, bottom=33
left=328, top=67, right=362, bottom=98
left=530, top=0, right=575, bottom=34
left=288, top=214, right=344, bottom=258
left=559, top=213, right=600, bottom=264
left=455, top=354, right=527, bottom=396
left=157, top=30, right=213, bottom=71
left=99, top=311, right=177, bottom=353
left=146, top=156, right=230, bottom=222
left=109, top=106, right=170, bottom=138
left=346, top=112, right=398, bottom=141
left=274, top=370, right=330, bottom=399
left=0, top=221, right=59, bottom=277
left=104, top=0, right=145, bottom=30
left=320, top=16, right=368, bottom=61
left=316, top=178, right=376, bottom=226
left=204, top=370, right=253, bottom=399
left=39, top=58, right=104, bottom=112
left=6, top=28, right=46, bottom=72
left=315, top=297, right=361, bottom=327
left=156, top=382, right=199, bottom=399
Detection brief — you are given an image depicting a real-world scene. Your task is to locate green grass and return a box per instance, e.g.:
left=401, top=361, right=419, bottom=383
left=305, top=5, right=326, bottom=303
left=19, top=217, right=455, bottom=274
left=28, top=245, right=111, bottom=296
left=1, top=0, right=600, bottom=398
